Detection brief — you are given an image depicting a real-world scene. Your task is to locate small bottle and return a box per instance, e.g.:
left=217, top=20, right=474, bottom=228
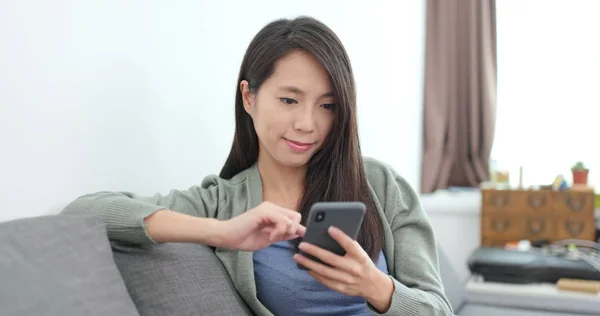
left=489, top=159, right=498, bottom=183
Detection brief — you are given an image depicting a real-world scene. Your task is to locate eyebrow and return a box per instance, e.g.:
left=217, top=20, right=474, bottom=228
left=277, top=85, right=334, bottom=98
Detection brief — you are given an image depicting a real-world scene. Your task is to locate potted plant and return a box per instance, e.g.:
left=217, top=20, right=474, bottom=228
left=571, top=161, right=589, bottom=185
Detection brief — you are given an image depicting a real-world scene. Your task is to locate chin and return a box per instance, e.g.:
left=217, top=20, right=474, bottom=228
left=275, top=154, right=312, bottom=169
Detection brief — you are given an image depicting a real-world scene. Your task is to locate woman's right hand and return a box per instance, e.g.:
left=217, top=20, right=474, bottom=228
left=215, top=202, right=305, bottom=251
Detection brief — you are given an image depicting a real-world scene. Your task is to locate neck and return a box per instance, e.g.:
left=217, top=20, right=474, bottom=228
left=257, top=151, right=306, bottom=207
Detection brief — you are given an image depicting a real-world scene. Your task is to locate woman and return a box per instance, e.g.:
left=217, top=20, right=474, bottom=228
left=63, top=16, right=453, bottom=316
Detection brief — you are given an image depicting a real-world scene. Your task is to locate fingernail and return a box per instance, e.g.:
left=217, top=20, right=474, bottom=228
left=299, top=242, right=307, bottom=249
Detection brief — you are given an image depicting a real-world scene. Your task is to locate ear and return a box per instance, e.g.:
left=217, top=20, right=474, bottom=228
left=240, top=80, right=255, bottom=115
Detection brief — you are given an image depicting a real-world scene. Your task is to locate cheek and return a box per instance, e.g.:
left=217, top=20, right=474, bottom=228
left=253, top=102, right=288, bottom=138
left=317, top=112, right=335, bottom=136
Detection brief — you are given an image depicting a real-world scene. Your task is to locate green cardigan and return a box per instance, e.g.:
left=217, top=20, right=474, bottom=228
left=62, top=157, right=454, bottom=315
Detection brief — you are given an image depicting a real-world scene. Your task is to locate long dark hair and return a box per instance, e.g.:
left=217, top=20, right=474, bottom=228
left=220, top=17, right=383, bottom=260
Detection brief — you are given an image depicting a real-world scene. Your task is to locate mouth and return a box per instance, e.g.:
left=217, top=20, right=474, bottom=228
left=283, top=138, right=314, bottom=152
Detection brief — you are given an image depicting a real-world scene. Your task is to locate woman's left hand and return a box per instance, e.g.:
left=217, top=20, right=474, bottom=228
left=293, top=226, right=394, bottom=312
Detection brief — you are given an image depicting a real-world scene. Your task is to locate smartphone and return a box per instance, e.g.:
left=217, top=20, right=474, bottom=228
left=297, top=201, right=366, bottom=270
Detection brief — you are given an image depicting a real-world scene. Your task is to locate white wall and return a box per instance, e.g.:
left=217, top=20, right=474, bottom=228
left=0, top=0, right=425, bottom=222
left=492, top=0, right=600, bottom=188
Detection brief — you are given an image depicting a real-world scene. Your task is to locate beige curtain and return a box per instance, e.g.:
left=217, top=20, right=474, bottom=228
left=421, top=0, right=497, bottom=193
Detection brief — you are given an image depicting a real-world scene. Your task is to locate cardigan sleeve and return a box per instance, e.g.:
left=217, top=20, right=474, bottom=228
left=364, top=159, right=455, bottom=316
left=61, top=175, right=224, bottom=245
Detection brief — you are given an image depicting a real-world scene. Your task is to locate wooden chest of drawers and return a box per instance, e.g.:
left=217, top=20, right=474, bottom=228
left=481, top=189, right=596, bottom=247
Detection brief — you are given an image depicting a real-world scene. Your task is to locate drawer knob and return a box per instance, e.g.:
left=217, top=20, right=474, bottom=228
left=527, top=218, right=546, bottom=235
left=491, top=218, right=509, bottom=232
left=564, top=220, right=584, bottom=236
left=490, top=194, right=509, bottom=207
left=527, top=195, right=547, bottom=209
left=564, top=196, right=586, bottom=213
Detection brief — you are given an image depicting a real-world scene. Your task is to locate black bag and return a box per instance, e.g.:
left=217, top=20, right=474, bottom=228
left=467, top=247, right=600, bottom=284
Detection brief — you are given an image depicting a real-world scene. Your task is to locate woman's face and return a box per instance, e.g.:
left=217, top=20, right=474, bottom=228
left=241, top=50, right=335, bottom=169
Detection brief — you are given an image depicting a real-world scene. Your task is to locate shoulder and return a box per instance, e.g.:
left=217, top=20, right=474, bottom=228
left=196, top=167, right=252, bottom=209
left=363, top=156, right=397, bottom=182
left=200, top=169, right=248, bottom=188
left=363, top=156, right=409, bottom=191
left=362, top=156, right=419, bottom=215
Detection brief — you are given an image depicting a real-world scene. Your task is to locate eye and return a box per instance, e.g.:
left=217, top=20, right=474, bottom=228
left=321, top=103, right=335, bottom=110
left=279, top=98, right=297, bottom=105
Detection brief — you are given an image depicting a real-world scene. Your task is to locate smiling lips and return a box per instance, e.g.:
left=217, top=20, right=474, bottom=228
left=284, top=138, right=313, bottom=152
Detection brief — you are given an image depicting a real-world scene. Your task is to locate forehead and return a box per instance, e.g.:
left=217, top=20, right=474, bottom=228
left=263, top=50, right=332, bottom=95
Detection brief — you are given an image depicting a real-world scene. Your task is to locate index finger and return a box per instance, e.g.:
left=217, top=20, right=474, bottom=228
left=269, top=203, right=299, bottom=218
left=327, top=226, right=362, bottom=256
left=282, top=208, right=302, bottom=222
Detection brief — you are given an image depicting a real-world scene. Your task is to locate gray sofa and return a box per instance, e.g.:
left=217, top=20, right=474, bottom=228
left=0, top=214, right=589, bottom=315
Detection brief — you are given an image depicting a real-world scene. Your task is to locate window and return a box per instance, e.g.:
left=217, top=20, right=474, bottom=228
left=492, top=0, right=600, bottom=188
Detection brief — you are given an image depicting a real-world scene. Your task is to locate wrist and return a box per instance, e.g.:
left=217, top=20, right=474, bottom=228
left=194, top=217, right=224, bottom=246
left=364, top=270, right=394, bottom=312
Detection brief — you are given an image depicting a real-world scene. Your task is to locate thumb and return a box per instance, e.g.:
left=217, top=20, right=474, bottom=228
left=295, top=225, right=306, bottom=237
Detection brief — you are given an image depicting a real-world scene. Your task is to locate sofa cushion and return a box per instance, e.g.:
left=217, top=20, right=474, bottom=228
left=437, top=244, right=466, bottom=311
left=111, top=241, right=254, bottom=316
left=0, top=215, right=140, bottom=316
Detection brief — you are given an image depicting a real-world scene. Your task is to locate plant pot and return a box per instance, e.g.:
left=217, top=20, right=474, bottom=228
left=572, top=169, right=589, bottom=185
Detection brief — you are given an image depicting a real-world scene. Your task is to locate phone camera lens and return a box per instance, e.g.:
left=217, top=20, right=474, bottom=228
left=315, top=212, right=325, bottom=222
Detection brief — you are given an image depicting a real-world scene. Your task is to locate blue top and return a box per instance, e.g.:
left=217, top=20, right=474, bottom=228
left=253, top=240, right=389, bottom=316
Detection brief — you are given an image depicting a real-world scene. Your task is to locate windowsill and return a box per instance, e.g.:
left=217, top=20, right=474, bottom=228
left=420, top=189, right=481, bottom=216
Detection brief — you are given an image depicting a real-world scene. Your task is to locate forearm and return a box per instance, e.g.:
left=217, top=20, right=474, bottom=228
left=61, top=186, right=219, bottom=245
left=144, top=209, right=222, bottom=245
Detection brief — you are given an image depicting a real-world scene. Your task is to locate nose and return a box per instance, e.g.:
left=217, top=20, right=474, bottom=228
left=293, top=105, right=316, bottom=133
